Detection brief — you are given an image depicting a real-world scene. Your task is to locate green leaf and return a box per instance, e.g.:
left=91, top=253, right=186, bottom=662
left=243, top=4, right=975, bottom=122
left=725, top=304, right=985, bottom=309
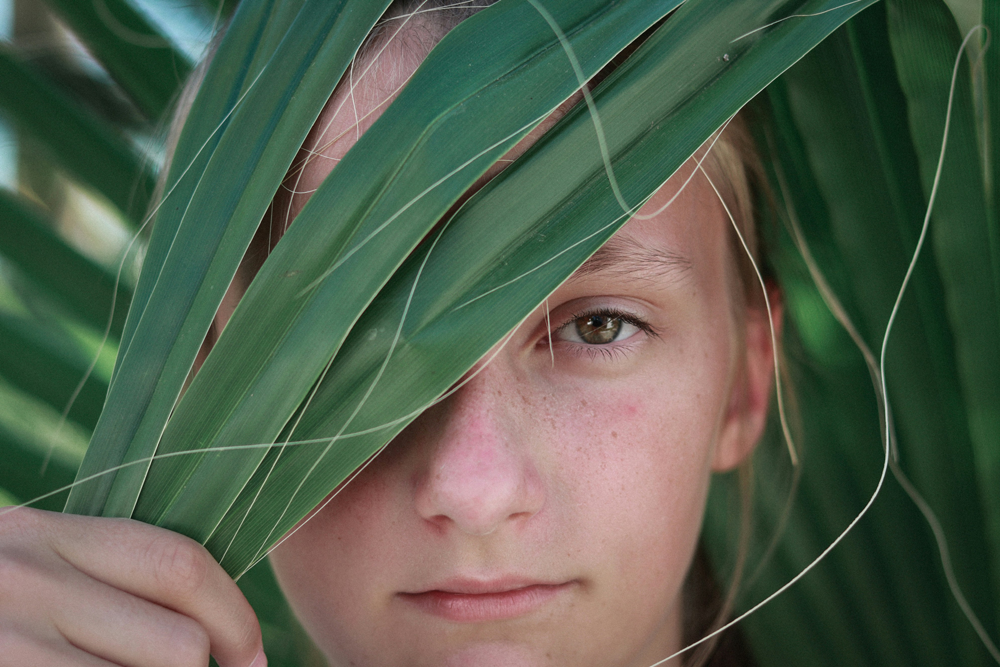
left=0, top=421, right=79, bottom=511
left=111, top=0, right=309, bottom=372
left=0, top=188, right=131, bottom=335
left=885, top=0, right=1000, bottom=626
left=784, top=15, right=994, bottom=634
left=42, top=0, right=193, bottom=119
left=66, top=0, right=394, bottom=518
left=0, top=46, right=156, bottom=219
left=0, top=311, right=109, bottom=430
left=986, top=0, right=999, bottom=215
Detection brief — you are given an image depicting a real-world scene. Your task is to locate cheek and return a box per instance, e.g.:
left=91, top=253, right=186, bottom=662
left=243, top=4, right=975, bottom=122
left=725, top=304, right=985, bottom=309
left=268, top=461, right=413, bottom=657
left=539, top=370, right=719, bottom=570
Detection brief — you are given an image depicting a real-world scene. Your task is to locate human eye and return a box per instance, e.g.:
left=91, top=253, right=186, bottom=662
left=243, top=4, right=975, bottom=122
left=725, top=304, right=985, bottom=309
left=554, top=307, right=655, bottom=347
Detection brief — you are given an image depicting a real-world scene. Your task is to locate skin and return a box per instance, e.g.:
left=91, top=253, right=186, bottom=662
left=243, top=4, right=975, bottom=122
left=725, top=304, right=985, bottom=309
left=0, top=15, right=779, bottom=667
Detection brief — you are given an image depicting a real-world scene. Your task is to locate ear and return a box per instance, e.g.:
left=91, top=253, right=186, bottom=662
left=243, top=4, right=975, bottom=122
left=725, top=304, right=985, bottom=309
left=713, top=289, right=783, bottom=472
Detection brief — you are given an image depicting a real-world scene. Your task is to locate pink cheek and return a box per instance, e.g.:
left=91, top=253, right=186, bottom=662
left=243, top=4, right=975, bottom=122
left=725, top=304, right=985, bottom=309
left=543, top=396, right=656, bottom=479
left=595, top=398, right=651, bottom=437
left=575, top=398, right=648, bottom=441
left=621, top=401, right=641, bottom=419
left=288, top=464, right=401, bottom=561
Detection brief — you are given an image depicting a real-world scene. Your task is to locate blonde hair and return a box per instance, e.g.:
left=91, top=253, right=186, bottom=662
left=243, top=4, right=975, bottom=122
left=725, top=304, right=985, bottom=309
left=681, top=112, right=774, bottom=667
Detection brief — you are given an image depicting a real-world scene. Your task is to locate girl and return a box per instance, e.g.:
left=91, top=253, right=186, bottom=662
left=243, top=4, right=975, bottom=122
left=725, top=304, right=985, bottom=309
left=0, top=2, right=780, bottom=665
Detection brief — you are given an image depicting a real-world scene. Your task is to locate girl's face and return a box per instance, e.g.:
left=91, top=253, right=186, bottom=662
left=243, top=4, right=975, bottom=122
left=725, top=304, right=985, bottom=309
left=253, top=31, right=778, bottom=667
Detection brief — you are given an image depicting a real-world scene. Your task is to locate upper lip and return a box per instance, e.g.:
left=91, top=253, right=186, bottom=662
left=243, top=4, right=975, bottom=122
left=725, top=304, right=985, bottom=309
left=404, top=576, right=567, bottom=595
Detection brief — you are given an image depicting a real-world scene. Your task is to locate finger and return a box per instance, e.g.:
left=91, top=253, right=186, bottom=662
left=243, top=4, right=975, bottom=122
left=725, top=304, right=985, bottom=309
left=34, top=511, right=263, bottom=667
left=52, top=568, right=210, bottom=667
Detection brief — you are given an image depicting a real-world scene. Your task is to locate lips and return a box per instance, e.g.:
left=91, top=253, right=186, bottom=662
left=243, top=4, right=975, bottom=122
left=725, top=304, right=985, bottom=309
left=398, top=578, right=574, bottom=622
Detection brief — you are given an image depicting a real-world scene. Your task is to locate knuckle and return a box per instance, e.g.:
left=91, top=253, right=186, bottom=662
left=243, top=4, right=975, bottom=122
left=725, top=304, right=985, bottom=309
left=168, top=616, right=211, bottom=667
left=146, top=534, right=210, bottom=599
left=0, top=550, right=45, bottom=598
left=0, top=542, right=64, bottom=625
left=0, top=628, right=42, bottom=666
left=0, top=609, right=66, bottom=665
left=0, top=507, right=44, bottom=541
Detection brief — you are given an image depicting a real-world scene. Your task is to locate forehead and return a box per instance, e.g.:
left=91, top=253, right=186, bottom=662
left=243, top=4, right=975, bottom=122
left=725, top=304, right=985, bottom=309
left=282, top=28, right=434, bottom=218
left=571, top=161, right=729, bottom=288
left=288, top=25, right=731, bottom=289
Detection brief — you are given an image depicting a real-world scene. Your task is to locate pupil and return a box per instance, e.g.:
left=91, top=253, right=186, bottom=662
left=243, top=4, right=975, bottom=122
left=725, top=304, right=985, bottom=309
left=576, top=314, right=621, bottom=344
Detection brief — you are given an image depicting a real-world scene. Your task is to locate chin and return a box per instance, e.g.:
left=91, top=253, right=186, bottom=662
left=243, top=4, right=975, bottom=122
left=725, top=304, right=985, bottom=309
left=320, top=640, right=558, bottom=667
left=439, top=642, right=548, bottom=667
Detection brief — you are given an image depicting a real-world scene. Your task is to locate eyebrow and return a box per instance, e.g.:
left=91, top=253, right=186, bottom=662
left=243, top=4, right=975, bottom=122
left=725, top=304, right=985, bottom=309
left=568, top=234, right=692, bottom=283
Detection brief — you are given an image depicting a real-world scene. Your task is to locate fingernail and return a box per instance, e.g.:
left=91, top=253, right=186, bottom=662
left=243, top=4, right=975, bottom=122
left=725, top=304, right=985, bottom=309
left=249, top=648, right=267, bottom=667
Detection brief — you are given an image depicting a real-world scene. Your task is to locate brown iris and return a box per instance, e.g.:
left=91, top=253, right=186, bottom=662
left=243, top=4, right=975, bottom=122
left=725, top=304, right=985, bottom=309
left=575, top=314, right=622, bottom=344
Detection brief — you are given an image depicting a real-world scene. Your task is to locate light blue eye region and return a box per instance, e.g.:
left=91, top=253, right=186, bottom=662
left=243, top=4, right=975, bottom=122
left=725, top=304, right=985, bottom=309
left=559, top=313, right=640, bottom=345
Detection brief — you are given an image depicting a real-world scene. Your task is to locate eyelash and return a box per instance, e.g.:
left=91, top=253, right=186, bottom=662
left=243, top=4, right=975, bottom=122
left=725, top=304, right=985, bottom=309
left=550, top=307, right=659, bottom=360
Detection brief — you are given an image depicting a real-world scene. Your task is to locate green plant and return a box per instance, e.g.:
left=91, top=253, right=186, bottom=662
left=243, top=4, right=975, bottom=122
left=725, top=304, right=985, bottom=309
left=0, top=0, right=996, bottom=664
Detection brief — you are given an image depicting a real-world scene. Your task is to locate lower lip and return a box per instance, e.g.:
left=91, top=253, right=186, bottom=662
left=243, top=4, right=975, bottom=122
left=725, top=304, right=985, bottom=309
left=400, top=583, right=571, bottom=622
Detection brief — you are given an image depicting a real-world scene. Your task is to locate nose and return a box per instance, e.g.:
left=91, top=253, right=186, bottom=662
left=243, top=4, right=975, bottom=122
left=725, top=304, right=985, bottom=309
left=412, top=362, right=545, bottom=536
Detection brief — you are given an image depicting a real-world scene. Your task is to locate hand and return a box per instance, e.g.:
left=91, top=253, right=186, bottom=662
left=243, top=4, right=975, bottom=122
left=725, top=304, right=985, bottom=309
left=0, top=507, right=265, bottom=667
